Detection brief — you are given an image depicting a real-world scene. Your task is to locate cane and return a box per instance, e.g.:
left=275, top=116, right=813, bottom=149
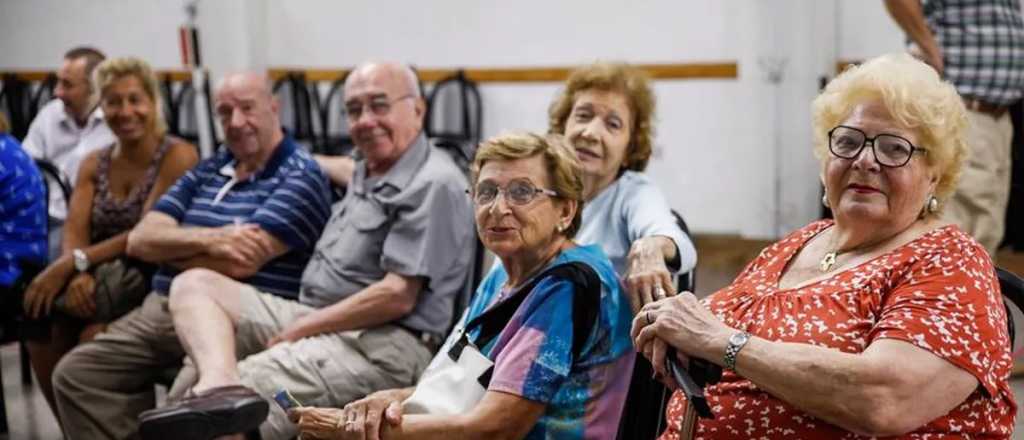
left=666, top=350, right=721, bottom=439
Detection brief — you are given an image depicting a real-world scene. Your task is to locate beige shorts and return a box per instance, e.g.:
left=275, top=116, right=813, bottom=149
left=171, top=286, right=435, bottom=440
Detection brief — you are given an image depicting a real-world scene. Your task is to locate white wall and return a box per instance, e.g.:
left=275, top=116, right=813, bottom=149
left=0, top=0, right=910, bottom=238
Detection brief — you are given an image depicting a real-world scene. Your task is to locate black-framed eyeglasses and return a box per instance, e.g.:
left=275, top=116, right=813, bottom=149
left=828, top=125, right=926, bottom=168
left=468, top=179, right=560, bottom=206
left=343, top=94, right=414, bottom=121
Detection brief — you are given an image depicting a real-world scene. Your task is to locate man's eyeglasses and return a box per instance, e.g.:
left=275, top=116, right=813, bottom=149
left=828, top=125, right=926, bottom=168
left=343, top=94, right=414, bottom=121
left=469, top=179, right=559, bottom=206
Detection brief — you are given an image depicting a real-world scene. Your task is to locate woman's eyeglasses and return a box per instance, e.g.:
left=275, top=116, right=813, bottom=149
left=828, top=125, right=926, bottom=168
left=469, top=179, right=559, bottom=206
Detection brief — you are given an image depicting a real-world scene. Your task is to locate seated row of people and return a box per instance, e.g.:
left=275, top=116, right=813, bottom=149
left=289, top=54, right=1017, bottom=440
left=10, top=56, right=694, bottom=439
left=2, top=51, right=1014, bottom=439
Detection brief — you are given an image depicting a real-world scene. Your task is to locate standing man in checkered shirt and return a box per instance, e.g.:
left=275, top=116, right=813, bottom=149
left=885, top=0, right=1024, bottom=256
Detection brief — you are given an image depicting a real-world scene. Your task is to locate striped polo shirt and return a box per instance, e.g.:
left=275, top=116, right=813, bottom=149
left=150, top=135, right=332, bottom=298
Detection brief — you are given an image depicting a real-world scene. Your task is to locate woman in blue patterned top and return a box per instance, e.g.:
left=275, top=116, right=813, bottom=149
left=292, top=132, right=635, bottom=439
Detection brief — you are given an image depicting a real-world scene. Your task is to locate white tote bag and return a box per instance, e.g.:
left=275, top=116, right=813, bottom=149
left=402, top=326, right=493, bottom=415
left=402, top=262, right=601, bottom=416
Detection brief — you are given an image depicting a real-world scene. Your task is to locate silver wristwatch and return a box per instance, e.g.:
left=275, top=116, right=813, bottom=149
left=72, top=248, right=90, bottom=272
left=723, top=331, right=751, bottom=372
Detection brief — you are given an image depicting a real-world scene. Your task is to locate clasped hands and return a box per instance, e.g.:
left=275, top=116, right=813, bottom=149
left=630, top=289, right=733, bottom=387
left=289, top=389, right=406, bottom=440
left=204, top=223, right=274, bottom=267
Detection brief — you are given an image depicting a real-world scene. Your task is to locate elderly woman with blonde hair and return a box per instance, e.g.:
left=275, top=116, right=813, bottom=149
left=22, top=57, right=198, bottom=417
left=634, top=53, right=1015, bottom=438
left=292, top=132, right=635, bottom=439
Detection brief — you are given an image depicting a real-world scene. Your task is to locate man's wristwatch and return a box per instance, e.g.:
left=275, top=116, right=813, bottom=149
left=72, top=248, right=90, bottom=272
left=723, top=331, right=751, bottom=372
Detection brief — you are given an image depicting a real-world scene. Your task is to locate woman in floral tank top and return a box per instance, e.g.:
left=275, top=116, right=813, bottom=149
left=633, top=53, right=1016, bottom=439
left=22, top=57, right=198, bottom=418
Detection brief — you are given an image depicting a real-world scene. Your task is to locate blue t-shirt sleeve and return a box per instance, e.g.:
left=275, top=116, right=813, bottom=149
left=152, top=165, right=204, bottom=221
left=249, top=167, right=332, bottom=251
left=486, top=277, right=575, bottom=404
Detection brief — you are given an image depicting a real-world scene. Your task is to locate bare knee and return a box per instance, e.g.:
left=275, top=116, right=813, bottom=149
left=168, top=268, right=228, bottom=312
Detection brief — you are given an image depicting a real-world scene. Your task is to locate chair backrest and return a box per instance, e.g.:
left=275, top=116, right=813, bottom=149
left=425, top=71, right=482, bottom=171
left=1, top=73, right=56, bottom=140
left=671, top=210, right=695, bottom=292
left=272, top=72, right=317, bottom=151
left=311, top=75, right=354, bottom=156
left=34, top=157, right=71, bottom=209
left=997, top=267, right=1024, bottom=348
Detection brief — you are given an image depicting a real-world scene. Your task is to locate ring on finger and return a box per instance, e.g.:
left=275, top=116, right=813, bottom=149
left=655, top=286, right=666, bottom=298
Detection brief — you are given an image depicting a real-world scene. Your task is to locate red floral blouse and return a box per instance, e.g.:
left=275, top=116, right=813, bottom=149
left=661, top=220, right=1016, bottom=439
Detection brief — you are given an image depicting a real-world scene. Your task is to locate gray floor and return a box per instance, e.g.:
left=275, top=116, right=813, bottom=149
left=3, top=343, right=1024, bottom=439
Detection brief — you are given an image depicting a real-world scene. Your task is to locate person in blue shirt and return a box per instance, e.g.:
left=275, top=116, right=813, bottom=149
left=0, top=112, right=47, bottom=289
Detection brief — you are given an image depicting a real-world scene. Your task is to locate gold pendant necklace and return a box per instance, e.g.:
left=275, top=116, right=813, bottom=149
left=819, top=251, right=839, bottom=272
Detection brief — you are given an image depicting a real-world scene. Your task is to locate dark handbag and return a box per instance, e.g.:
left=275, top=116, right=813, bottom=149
left=55, top=258, right=151, bottom=322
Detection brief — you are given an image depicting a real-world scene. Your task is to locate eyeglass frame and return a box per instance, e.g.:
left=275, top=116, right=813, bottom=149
left=343, top=93, right=415, bottom=121
left=827, top=125, right=927, bottom=168
left=467, top=179, right=561, bottom=207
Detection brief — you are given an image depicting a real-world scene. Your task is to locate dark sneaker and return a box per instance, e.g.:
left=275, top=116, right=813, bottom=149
left=138, top=385, right=268, bottom=440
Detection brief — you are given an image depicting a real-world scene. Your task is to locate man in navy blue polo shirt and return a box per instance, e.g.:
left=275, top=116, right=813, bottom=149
left=50, top=71, right=333, bottom=440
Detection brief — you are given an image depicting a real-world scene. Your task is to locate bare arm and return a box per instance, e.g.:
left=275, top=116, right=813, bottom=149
left=314, top=154, right=355, bottom=187
left=294, top=388, right=545, bottom=440
left=140, top=141, right=199, bottom=214
left=884, top=0, right=944, bottom=73
left=72, top=142, right=199, bottom=269
left=383, top=391, right=545, bottom=440
left=126, top=211, right=213, bottom=261
left=165, top=231, right=288, bottom=279
left=732, top=337, right=975, bottom=436
left=269, top=273, right=422, bottom=344
left=625, top=235, right=679, bottom=313
left=24, top=152, right=100, bottom=317
left=633, top=293, right=978, bottom=437
left=61, top=151, right=99, bottom=256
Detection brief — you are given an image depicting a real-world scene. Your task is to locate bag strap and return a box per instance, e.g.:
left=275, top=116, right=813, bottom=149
left=452, top=261, right=602, bottom=386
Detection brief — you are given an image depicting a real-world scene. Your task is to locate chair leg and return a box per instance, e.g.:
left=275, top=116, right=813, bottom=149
left=0, top=347, right=9, bottom=434
left=19, top=338, right=32, bottom=386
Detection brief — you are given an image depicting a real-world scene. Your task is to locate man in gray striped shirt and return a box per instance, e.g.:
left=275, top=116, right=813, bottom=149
left=886, top=0, right=1024, bottom=255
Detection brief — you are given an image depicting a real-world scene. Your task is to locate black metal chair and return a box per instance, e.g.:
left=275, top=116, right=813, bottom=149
left=0, top=158, right=68, bottom=434
left=272, top=72, right=317, bottom=152
left=997, top=267, right=1024, bottom=347
left=309, top=74, right=354, bottom=156
left=425, top=70, right=482, bottom=172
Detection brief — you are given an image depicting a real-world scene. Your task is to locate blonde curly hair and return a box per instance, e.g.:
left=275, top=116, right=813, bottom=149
left=812, top=53, right=967, bottom=206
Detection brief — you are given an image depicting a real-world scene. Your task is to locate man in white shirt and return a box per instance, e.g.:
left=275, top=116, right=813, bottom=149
left=21, top=47, right=116, bottom=259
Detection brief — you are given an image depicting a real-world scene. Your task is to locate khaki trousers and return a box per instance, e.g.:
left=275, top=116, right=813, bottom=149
left=52, top=290, right=433, bottom=440
left=943, top=109, right=1014, bottom=257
